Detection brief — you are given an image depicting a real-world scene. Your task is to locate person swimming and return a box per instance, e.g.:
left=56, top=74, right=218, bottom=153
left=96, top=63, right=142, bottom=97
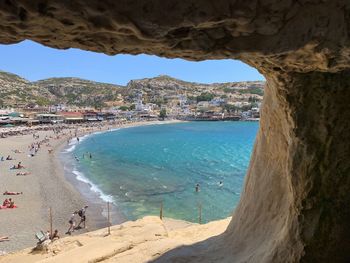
left=195, top=183, right=200, bottom=192
left=219, top=181, right=223, bottom=187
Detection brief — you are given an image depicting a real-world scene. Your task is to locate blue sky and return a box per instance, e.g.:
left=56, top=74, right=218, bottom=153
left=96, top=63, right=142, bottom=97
left=0, top=40, right=264, bottom=85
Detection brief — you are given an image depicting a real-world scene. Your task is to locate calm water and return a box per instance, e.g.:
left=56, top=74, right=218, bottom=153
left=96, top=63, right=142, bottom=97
left=68, top=121, right=259, bottom=223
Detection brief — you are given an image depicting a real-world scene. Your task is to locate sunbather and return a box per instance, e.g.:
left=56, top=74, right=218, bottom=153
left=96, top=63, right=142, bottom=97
left=0, top=236, right=9, bottom=242
left=8, top=199, right=15, bottom=208
left=1, top=198, right=16, bottom=209
left=3, top=191, right=23, bottom=195
left=2, top=199, right=9, bottom=206
left=16, top=172, right=30, bottom=176
left=16, top=162, right=25, bottom=169
left=12, top=162, right=25, bottom=170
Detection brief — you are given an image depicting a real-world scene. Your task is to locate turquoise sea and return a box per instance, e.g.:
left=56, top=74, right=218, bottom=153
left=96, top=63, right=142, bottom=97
left=66, top=121, right=259, bottom=223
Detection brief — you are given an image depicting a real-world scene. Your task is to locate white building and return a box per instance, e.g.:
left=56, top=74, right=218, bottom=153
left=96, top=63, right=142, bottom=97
left=209, top=98, right=226, bottom=106
left=36, top=114, right=64, bottom=124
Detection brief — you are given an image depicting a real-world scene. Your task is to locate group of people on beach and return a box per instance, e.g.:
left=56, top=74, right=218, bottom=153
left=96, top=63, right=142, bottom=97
left=11, top=162, right=25, bottom=170
left=0, top=122, right=128, bottom=250
left=1, top=198, right=16, bottom=209
left=67, top=206, right=88, bottom=235
left=29, top=135, right=55, bottom=156
left=0, top=155, right=14, bottom=161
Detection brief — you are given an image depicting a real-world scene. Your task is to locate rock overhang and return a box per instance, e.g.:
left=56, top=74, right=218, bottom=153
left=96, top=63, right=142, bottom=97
left=1, top=0, right=350, bottom=73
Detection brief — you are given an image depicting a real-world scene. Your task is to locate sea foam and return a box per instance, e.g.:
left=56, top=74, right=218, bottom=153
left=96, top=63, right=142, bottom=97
left=72, top=169, right=114, bottom=203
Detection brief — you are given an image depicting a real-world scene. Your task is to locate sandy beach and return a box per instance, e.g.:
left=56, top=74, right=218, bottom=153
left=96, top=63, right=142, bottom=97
left=0, top=120, right=182, bottom=254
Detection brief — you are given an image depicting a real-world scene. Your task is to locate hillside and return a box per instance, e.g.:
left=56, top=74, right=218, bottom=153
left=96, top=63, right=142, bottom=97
left=34, top=77, right=125, bottom=108
left=0, top=71, right=54, bottom=107
left=125, top=75, right=264, bottom=104
left=0, top=71, right=265, bottom=108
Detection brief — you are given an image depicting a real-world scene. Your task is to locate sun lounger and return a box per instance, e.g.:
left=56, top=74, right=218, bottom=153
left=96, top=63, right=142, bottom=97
left=35, top=231, right=47, bottom=243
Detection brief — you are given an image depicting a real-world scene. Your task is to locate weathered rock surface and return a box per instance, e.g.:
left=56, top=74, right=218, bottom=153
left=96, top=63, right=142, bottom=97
left=1, top=0, right=350, bottom=73
left=0, top=1, right=349, bottom=262
left=0, top=216, right=230, bottom=263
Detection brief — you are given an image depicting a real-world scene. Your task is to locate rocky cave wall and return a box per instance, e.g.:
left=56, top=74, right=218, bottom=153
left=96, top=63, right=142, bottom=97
left=1, top=1, right=350, bottom=262
left=225, top=71, right=350, bottom=262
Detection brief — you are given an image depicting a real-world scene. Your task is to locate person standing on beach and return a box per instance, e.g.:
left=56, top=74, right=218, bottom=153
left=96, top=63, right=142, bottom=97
left=77, top=205, right=88, bottom=229
left=67, top=211, right=77, bottom=234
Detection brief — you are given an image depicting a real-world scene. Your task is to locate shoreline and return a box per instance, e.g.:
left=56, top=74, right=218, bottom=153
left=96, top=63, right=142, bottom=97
left=0, top=119, right=183, bottom=253
left=60, top=119, right=186, bottom=226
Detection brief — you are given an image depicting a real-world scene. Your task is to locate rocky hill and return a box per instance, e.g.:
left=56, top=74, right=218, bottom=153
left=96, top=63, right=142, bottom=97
left=0, top=71, right=54, bottom=107
left=34, top=77, right=125, bottom=108
left=0, top=71, right=265, bottom=108
left=125, top=75, right=264, bottom=104
left=0, top=71, right=125, bottom=108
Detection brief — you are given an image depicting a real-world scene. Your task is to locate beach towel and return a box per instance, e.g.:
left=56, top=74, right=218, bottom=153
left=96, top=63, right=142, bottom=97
left=0, top=205, right=17, bottom=209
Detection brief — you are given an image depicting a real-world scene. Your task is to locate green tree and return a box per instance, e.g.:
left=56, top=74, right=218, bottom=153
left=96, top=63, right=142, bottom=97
left=224, top=104, right=238, bottom=113
left=159, top=109, right=167, bottom=119
left=196, top=92, right=215, bottom=102
left=36, top=97, right=50, bottom=106
left=223, top=88, right=233, bottom=93
left=241, top=104, right=252, bottom=111
left=119, top=105, right=129, bottom=111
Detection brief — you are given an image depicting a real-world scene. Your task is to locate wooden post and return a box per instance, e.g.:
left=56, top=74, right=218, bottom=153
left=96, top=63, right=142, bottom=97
left=160, top=201, right=163, bottom=220
left=107, top=202, right=111, bottom=235
left=198, top=203, right=202, bottom=224
left=49, top=207, right=53, bottom=238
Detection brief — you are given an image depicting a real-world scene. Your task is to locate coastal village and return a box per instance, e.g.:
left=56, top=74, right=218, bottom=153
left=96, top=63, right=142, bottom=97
left=0, top=71, right=263, bottom=259
left=0, top=71, right=263, bottom=134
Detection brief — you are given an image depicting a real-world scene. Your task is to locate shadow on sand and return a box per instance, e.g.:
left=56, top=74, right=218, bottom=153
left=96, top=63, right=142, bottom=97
left=150, top=232, right=229, bottom=263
